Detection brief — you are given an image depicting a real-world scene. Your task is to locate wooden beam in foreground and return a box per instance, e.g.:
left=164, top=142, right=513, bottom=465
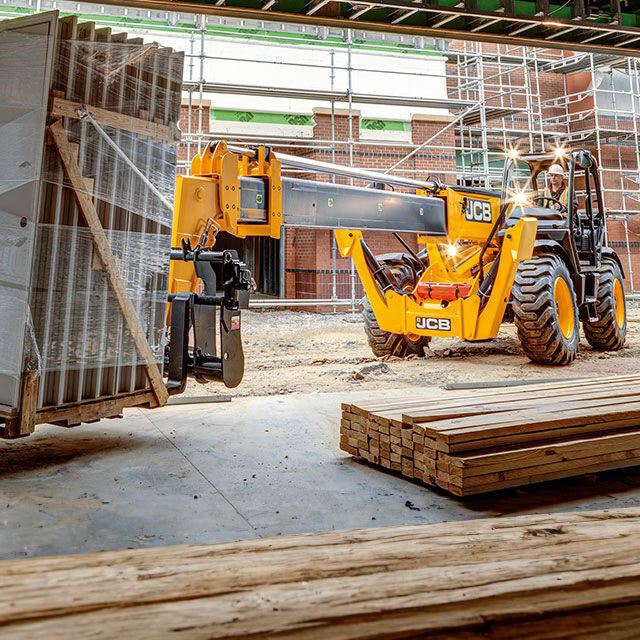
left=2, top=509, right=640, bottom=638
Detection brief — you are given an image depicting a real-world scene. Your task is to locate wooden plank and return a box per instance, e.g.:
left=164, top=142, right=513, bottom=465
left=450, top=429, right=640, bottom=475
left=348, top=375, right=640, bottom=418
left=48, top=120, right=168, bottom=408
left=442, top=454, right=640, bottom=495
left=2, top=369, right=40, bottom=439
left=36, top=390, right=155, bottom=427
left=447, top=447, right=640, bottom=485
left=3, top=510, right=640, bottom=638
left=50, top=96, right=174, bottom=141
left=342, top=379, right=640, bottom=496
left=433, top=401, right=640, bottom=452
left=405, top=382, right=640, bottom=424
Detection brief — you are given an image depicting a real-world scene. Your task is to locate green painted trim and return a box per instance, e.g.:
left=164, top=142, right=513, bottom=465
left=361, top=119, right=410, bottom=132
left=212, top=109, right=313, bottom=125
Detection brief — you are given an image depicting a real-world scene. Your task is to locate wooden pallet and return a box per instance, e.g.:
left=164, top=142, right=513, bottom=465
left=341, top=375, right=640, bottom=496
left=2, top=508, right=640, bottom=639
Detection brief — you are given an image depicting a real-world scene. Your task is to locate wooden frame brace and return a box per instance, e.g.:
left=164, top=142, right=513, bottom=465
left=51, top=96, right=175, bottom=142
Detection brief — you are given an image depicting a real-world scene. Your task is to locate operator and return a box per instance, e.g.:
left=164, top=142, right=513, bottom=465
left=543, top=164, right=569, bottom=211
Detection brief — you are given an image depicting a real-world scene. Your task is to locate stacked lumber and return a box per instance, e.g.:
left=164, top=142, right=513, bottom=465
left=2, top=509, right=640, bottom=638
left=341, top=374, right=640, bottom=495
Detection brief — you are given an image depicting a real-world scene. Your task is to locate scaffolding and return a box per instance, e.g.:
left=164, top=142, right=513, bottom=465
left=142, top=18, right=640, bottom=299
left=536, top=51, right=640, bottom=292
left=3, top=0, right=640, bottom=299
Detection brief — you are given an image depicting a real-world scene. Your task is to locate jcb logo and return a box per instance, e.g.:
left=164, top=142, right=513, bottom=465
left=416, top=317, right=451, bottom=332
left=464, top=199, right=492, bottom=223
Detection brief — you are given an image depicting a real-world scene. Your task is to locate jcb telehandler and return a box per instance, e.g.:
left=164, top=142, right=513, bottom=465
left=166, top=142, right=626, bottom=391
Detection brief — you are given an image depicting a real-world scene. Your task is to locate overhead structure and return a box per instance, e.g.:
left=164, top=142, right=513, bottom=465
left=97, top=0, right=640, bottom=56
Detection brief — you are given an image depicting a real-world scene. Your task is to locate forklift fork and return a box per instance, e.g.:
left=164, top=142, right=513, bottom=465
left=166, top=246, right=251, bottom=393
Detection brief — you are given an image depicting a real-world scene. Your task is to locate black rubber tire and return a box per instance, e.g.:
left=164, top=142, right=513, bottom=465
left=583, top=259, right=627, bottom=351
left=362, top=256, right=430, bottom=358
left=512, top=253, right=580, bottom=365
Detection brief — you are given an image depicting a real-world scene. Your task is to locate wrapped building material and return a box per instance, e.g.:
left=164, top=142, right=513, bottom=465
left=0, top=11, right=183, bottom=437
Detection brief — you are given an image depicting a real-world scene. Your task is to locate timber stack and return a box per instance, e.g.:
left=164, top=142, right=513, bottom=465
left=341, top=375, right=640, bottom=495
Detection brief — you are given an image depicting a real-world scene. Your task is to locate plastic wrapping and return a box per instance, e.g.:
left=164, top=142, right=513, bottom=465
left=0, top=22, right=56, bottom=413
left=0, top=13, right=184, bottom=414
left=41, top=121, right=177, bottom=227
left=30, top=225, right=169, bottom=372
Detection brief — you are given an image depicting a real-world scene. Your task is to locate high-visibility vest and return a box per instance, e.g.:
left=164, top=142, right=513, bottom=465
left=544, top=185, right=568, bottom=207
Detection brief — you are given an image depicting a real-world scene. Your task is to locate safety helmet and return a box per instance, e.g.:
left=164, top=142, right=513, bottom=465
left=548, top=164, right=565, bottom=176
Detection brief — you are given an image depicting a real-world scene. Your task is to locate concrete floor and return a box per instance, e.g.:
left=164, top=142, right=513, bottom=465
left=3, top=389, right=640, bottom=560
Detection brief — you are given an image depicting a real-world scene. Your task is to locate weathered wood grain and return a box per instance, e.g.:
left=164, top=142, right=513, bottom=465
left=341, top=376, right=640, bottom=495
left=2, top=509, right=640, bottom=638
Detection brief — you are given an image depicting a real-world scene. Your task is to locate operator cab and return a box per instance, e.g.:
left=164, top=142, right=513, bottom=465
left=501, top=150, right=605, bottom=240
left=499, top=148, right=608, bottom=283
left=503, top=154, right=570, bottom=226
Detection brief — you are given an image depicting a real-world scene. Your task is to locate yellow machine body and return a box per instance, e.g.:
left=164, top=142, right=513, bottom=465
left=169, top=141, right=282, bottom=302
left=170, top=142, right=539, bottom=344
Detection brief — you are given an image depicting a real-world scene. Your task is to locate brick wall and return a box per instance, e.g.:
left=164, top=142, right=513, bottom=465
left=279, top=109, right=457, bottom=302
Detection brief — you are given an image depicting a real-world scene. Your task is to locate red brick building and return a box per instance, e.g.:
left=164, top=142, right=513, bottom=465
left=179, top=46, right=640, bottom=299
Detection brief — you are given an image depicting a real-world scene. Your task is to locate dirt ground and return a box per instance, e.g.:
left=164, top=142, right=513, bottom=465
left=183, top=304, right=640, bottom=398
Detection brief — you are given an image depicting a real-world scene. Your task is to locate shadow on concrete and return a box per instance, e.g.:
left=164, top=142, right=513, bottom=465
left=459, top=468, right=640, bottom=514
left=352, top=457, right=640, bottom=515
left=0, top=432, right=147, bottom=476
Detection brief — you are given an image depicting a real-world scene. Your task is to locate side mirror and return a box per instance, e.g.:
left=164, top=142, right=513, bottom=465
left=574, top=150, right=593, bottom=169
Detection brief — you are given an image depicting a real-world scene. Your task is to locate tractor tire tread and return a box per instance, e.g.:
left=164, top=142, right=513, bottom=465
left=512, top=252, right=579, bottom=365
left=583, top=259, right=626, bottom=351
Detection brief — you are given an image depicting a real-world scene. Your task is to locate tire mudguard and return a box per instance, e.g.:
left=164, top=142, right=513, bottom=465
left=601, top=247, right=625, bottom=278
left=532, top=240, right=574, bottom=275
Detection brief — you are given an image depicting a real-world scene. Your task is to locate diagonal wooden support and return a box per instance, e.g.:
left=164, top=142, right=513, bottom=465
left=48, top=119, right=169, bottom=408
left=50, top=96, right=174, bottom=142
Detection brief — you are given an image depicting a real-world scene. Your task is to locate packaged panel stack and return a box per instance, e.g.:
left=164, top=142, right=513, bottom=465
left=341, top=375, right=640, bottom=495
left=0, top=12, right=183, bottom=438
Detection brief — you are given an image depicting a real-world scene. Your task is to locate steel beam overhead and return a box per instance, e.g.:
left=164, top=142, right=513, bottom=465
left=182, top=81, right=475, bottom=110
left=95, top=0, right=640, bottom=56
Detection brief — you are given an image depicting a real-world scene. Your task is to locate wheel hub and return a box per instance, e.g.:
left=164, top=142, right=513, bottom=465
left=553, top=276, right=574, bottom=339
left=613, top=278, right=625, bottom=329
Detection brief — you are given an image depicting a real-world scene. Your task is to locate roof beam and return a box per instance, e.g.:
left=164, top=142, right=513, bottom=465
left=535, top=0, right=549, bottom=16
left=348, top=4, right=374, bottom=20
left=469, top=17, right=501, bottom=32
left=95, top=0, right=640, bottom=57
left=429, top=13, right=458, bottom=28
left=545, top=26, right=580, bottom=40
left=390, top=9, right=418, bottom=24
left=304, top=0, right=332, bottom=15
left=615, top=35, right=640, bottom=47
left=509, top=22, right=537, bottom=35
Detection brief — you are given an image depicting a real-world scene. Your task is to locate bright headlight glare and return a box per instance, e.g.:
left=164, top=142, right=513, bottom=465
left=445, top=243, right=458, bottom=258
left=506, top=148, right=520, bottom=160
left=512, top=191, right=529, bottom=207
left=553, top=145, right=566, bottom=159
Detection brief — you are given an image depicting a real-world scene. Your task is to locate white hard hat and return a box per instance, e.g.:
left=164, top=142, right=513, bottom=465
left=548, top=164, right=565, bottom=176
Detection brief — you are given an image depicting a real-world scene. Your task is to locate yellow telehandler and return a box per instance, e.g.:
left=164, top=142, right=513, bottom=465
left=165, top=142, right=626, bottom=391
